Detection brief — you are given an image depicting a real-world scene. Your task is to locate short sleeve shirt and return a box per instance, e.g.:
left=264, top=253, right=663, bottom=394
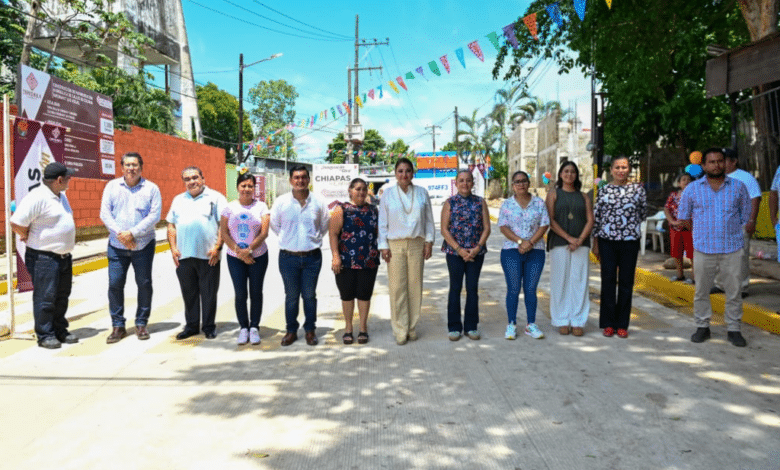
left=771, top=167, right=780, bottom=220
left=498, top=196, right=549, bottom=250
left=221, top=200, right=269, bottom=258
left=593, top=183, right=647, bottom=241
left=166, top=186, right=228, bottom=260
left=10, top=185, right=75, bottom=254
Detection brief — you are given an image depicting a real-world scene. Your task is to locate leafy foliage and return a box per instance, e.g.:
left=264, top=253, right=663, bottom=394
left=248, top=79, right=298, bottom=160
left=196, top=82, right=253, bottom=163
left=492, top=0, right=751, bottom=156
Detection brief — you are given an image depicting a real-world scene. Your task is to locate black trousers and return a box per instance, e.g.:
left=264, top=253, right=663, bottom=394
left=598, top=239, right=640, bottom=330
left=176, top=258, right=220, bottom=333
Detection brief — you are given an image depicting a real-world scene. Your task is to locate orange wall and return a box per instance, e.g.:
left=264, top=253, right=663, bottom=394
left=1, top=107, right=225, bottom=234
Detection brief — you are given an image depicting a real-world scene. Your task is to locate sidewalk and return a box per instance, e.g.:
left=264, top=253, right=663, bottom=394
left=1, top=205, right=778, bottom=469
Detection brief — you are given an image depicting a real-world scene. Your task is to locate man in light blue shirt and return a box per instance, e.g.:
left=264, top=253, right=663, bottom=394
left=101, top=152, right=162, bottom=343
left=167, top=166, right=227, bottom=340
left=678, top=148, right=751, bottom=347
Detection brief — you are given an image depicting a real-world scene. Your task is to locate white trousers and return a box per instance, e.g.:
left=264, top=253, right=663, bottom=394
left=548, top=245, right=591, bottom=328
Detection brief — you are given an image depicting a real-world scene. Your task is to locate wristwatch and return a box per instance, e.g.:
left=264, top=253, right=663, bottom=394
left=517, top=239, right=524, bottom=247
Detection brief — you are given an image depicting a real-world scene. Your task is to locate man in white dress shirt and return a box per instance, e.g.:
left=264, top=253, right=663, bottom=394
left=270, top=165, right=330, bottom=346
left=10, top=162, right=78, bottom=349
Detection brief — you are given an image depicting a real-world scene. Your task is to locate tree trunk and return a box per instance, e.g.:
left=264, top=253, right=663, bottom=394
left=739, top=0, right=779, bottom=41
left=19, top=1, right=40, bottom=67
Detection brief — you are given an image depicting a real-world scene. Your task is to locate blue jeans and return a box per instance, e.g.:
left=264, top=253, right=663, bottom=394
left=278, top=249, right=322, bottom=332
left=25, top=248, right=72, bottom=341
left=446, top=253, right=484, bottom=333
left=500, top=248, right=545, bottom=324
left=108, top=240, right=155, bottom=327
left=227, top=253, right=269, bottom=329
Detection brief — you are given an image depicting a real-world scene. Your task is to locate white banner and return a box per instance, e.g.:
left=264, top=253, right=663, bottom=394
left=416, top=177, right=454, bottom=202
left=312, top=164, right=359, bottom=209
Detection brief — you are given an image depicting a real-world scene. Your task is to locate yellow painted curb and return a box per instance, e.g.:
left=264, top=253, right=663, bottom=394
left=631, top=262, right=780, bottom=335
left=0, top=243, right=171, bottom=295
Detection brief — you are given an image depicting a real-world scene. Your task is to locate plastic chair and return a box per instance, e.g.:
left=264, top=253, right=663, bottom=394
left=640, top=212, right=666, bottom=255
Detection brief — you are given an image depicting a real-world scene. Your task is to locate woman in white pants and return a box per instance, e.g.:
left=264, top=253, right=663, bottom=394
left=545, top=161, right=593, bottom=336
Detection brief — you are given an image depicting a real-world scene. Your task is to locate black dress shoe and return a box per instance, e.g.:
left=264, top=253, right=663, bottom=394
left=176, top=329, right=199, bottom=340
left=204, top=331, right=217, bottom=339
left=38, top=337, right=62, bottom=349
left=56, top=332, right=79, bottom=344
left=691, top=327, right=711, bottom=343
left=727, top=331, right=747, bottom=347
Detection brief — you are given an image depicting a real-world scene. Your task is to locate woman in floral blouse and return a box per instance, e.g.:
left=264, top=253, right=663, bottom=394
left=498, top=170, right=550, bottom=341
left=440, top=170, right=491, bottom=341
left=592, top=156, right=647, bottom=339
left=329, top=178, right=380, bottom=344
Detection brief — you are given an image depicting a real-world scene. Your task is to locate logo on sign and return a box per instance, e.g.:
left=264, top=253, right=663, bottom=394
left=52, top=127, right=60, bottom=139
left=17, top=119, right=28, bottom=137
left=26, top=73, right=38, bottom=91
left=96, top=97, right=112, bottom=109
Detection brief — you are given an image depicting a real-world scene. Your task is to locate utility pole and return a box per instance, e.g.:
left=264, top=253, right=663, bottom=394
left=426, top=124, right=441, bottom=153
left=344, top=15, right=387, bottom=164
left=454, top=106, right=460, bottom=163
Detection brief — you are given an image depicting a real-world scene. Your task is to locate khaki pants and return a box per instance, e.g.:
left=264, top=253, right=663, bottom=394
left=386, top=238, right=425, bottom=342
left=694, top=249, right=744, bottom=331
left=715, top=227, right=750, bottom=293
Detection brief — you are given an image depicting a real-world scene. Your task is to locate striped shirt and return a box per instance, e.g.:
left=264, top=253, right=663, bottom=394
left=677, top=176, right=751, bottom=254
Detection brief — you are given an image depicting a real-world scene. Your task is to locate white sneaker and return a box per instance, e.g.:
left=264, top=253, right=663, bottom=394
left=249, top=327, right=261, bottom=345
left=237, top=328, right=249, bottom=345
left=524, top=323, right=544, bottom=339
left=466, top=330, right=481, bottom=340
left=505, top=323, right=517, bottom=340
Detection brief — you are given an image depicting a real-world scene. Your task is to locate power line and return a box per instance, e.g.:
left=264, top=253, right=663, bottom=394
left=186, top=0, right=350, bottom=42
left=219, top=0, right=350, bottom=41
left=251, top=1, right=352, bottom=40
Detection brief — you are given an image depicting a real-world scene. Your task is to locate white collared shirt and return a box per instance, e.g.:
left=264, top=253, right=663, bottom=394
left=11, top=185, right=76, bottom=254
left=270, top=191, right=330, bottom=251
left=377, top=183, right=435, bottom=249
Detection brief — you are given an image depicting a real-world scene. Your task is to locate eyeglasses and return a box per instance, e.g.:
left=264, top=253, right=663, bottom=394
left=513, top=180, right=529, bottom=185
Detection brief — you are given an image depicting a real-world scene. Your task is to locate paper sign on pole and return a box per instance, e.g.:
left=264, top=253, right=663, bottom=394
left=313, top=164, right=359, bottom=210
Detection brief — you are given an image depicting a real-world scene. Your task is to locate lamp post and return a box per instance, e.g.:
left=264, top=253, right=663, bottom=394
left=237, top=52, right=282, bottom=164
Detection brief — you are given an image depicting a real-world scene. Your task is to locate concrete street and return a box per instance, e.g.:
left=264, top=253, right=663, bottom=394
left=1, top=204, right=779, bottom=470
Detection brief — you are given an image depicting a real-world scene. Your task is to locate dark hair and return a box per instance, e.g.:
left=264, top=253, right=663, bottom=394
left=722, top=147, right=738, bottom=161
left=395, top=157, right=414, bottom=172
left=121, top=152, right=143, bottom=167
left=555, top=161, right=581, bottom=191
left=456, top=169, right=473, bottom=180
left=181, top=166, right=203, bottom=178
left=511, top=170, right=529, bottom=182
left=236, top=171, right=255, bottom=188
left=702, top=147, right=725, bottom=164
left=609, top=156, right=630, bottom=168
left=348, top=177, right=367, bottom=190
left=289, top=164, right=309, bottom=178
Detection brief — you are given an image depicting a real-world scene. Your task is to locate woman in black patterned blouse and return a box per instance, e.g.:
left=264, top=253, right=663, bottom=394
left=592, top=157, right=647, bottom=339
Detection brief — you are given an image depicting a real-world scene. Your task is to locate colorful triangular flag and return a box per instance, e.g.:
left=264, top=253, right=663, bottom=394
left=415, top=66, right=426, bottom=79
left=429, top=60, right=441, bottom=76
left=605, top=0, right=612, bottom=8
left=523, top=13, right=538, bottom=40
left=467, top=40, right=484, bottom=61
left=502, top=23, right=519, bottom=49
left=455, top=48, right=466, bottom=68
left=485, top=32, right=501, bottom=52
left=368, top=89, right=375, bottom=100
left=546, top=2, right=564, bottom=28
left=574, top=0, right=587, bottom=21
left=440, top=55, right=451, bottom=73
left=396, top=76, right=407, bottom=91
left=388, top=81, right=400, bottom=93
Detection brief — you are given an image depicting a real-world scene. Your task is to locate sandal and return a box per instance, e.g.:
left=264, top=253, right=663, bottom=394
left=357, top=332, right=369, bottom=344
left=342, top=332, right=354, bottom=345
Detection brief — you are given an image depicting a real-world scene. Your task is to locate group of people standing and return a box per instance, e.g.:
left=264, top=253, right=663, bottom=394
left=10, top=147, right=763, bottom=350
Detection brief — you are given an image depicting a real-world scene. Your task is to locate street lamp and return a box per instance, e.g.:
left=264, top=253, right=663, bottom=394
left=237, top=52, right=283, bottom=164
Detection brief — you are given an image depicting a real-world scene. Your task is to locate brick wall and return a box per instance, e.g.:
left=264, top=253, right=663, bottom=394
left=1, top=104, right=225, bottom=241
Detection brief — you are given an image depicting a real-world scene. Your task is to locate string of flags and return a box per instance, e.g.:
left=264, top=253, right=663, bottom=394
left=239, top=0, right=614, bottom=154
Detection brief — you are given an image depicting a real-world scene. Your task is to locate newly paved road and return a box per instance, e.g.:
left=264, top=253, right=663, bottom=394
left=2, top=205, right=779, bottom=469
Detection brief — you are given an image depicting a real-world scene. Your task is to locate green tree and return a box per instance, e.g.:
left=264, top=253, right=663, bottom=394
left=56, top=63, right=176, bottom=135
left=326, top=132, right=348, bottom=163
left=387, top=138, right=410, bottom=158
left=196, top=82, right=253, bottom=163
left=248, top=79, right=298, bottom=160
left=20, top=0, right=155, bottom=69
left=493, top=0, right=751, bottom=159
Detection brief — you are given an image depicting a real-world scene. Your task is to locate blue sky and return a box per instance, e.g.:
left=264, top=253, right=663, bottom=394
left=179, top=0, right=591, bottom=162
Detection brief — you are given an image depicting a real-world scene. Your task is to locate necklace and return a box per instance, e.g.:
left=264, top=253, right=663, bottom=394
left=397, top=185, right=415, bottom=214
